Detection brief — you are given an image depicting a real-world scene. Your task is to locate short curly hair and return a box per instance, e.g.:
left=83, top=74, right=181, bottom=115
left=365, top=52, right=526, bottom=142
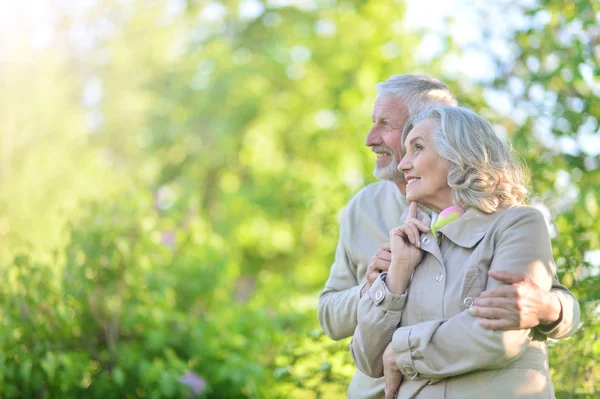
left=402, top=106, right=529, bottom=213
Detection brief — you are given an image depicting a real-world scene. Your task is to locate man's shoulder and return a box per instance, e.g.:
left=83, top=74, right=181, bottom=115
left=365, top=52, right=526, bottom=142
left=342, top=181, right=408, bottom=225
left=347, top=181, right=403, bottom=209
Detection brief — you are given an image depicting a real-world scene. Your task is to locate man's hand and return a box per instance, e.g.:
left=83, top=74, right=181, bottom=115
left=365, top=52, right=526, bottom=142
left=469, top=270, right=562, bottom=330
left=383, top=342, right=402, bottom=399
left=360, top=242, right=392, bottom=297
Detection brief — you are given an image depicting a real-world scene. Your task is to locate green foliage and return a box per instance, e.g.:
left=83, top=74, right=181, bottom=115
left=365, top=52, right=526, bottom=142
left=0, top=0, right=598, bottom=397
left=487, top=1, right=600, bottom=396
left=0, top=189, right=289, bottom=397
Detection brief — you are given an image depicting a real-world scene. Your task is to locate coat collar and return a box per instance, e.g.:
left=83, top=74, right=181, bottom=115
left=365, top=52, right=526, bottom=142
left=437, top=206, right=508, bottom=248
left=401, top=204, right=434, bottom=226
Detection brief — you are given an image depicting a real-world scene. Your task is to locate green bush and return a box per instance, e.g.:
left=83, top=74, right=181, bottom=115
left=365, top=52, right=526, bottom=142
left=1, top=0, right=598, bottom=397
left=0, top=190, right=291, bottom=398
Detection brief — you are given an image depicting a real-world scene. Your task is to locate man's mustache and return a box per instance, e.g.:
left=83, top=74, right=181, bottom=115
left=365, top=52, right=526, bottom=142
left=370, top=146, right=395, bottom=158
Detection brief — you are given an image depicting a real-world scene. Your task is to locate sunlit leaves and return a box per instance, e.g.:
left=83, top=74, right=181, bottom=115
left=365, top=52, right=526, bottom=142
left=4, top=0, right=599, bottom=397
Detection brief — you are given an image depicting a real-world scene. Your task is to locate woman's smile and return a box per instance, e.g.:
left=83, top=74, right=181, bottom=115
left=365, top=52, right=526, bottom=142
left=398, top=119, right=453, bottom=212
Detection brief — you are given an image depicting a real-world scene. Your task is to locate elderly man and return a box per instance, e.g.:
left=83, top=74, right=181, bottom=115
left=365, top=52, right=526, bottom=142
left=317, top=74, right=580, bottom=399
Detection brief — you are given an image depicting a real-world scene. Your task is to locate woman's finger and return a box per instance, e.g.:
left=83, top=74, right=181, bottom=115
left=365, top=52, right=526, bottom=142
left=398, top=225, right=416, bottom=247
left=407, top=218, right=430, bottom=233
left=408, top=201, right=418, bottom=219
left=390, top=227, right=407, bottom=239
left=405, top=224, right=421, bottom=248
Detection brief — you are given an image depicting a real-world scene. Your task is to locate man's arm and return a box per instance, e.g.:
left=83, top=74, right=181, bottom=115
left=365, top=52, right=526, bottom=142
left=538, top=280, right=580, bottom=338
left=318, top=238, right=395, bottom=340
left=318, top=236, right=362, bottom=340
left=470, top=258, right=580, bottom=339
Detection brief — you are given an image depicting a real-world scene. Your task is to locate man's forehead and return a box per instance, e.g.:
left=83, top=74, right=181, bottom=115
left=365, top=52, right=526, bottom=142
left=373, top=95, right=408, bottom=117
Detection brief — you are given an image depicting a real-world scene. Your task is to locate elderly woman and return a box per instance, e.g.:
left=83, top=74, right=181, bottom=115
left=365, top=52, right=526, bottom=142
left=350, top=106, right=559, bottom=398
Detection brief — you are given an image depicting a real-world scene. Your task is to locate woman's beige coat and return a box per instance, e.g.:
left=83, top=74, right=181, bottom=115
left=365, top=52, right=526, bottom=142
left=350, top=205, right=558, bottom=399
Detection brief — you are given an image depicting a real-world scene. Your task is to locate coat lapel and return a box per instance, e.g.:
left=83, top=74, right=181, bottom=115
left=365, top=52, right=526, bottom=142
left=405, top=207, right=445, bottom=269
left=439, top=206, right=507, bottom=248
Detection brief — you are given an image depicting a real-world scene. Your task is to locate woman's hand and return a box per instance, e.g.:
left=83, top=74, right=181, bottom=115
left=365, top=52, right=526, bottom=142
left=383, top=342, right=403, bottom=399
left=386, top=202, right=429, bottom=294
left=390, top=202, right=429, bottom=267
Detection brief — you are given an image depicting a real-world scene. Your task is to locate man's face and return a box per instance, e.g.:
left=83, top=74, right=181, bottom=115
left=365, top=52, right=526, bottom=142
left=365, top=95, right=410, bottom=183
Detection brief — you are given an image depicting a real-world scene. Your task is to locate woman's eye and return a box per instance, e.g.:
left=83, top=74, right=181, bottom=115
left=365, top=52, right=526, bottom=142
left=415, top=144, right=423, bottom=151
left=383, top=121, right=390, bottom=126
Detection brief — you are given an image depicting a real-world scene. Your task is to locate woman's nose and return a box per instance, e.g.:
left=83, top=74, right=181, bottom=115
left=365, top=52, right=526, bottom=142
left=398, top=155, right=411, bottom=172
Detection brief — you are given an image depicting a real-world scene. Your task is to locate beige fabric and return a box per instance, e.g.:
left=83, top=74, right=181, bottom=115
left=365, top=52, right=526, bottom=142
left=319, top=181, right=408, bottom=340
left=536, top=289, right=579, bottom=338
left=351, top=205, right=562, bottom=398
left=319, top=182, right=407, bottom=396
left=318, top=181, right=579, bottom=399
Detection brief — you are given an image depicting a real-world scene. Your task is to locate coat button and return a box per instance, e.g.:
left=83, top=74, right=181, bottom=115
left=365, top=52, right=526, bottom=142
left=464, top=297, right=474, bottom=307
left=403, top=366, right=415, bottom=375
left=475, top=228, right=485, bottom=235
left=421, top=236, right=431, bottom=245
left=375, top=291, right=384, bottom=301
left=436, top=273, right=444, bottom=282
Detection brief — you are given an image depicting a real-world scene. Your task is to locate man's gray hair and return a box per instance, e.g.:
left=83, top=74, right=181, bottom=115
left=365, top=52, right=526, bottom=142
left=402, top=106, right=529, bottom=213
left=376, top=74, right=458, bottom=116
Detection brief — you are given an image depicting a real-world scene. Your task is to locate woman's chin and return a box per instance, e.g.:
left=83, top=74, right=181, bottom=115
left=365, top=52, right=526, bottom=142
left=405, top=192, right=419, bottom=203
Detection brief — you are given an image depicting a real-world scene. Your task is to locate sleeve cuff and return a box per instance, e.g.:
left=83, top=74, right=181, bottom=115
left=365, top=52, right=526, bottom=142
left=536, top=292, right=562, bottom=335
left=391, top=320, right=446, bottom=379
left=358, top=280, right=369, bottom=298
left=536, top=291, right=578, bottom=338
left=367, top=273, right=407, bottom=312
left=391, top=327, right=419, bottom=378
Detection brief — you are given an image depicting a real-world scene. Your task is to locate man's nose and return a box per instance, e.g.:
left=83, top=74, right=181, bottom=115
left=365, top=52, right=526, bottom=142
left=365, top=126, right=381, bottom=146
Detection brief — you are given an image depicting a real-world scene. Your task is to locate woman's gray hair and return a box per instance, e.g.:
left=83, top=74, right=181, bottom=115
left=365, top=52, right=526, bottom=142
left=402, top=106, right=529, bottom=213
left=376, top=74, right=458, bottom=116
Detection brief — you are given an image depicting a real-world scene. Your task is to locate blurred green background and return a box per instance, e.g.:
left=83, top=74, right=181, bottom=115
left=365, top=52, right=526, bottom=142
left=0, top=0, right=598, bottom=397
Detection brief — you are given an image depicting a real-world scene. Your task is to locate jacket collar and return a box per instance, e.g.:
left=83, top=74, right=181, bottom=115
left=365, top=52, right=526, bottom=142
left=437, top=206, right=508, bottom=248
left=401, top=204, right=434, bottom=225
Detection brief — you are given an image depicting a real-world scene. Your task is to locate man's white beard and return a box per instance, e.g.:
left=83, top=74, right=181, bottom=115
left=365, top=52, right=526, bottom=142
left=374, top=158, right=404, bottom=182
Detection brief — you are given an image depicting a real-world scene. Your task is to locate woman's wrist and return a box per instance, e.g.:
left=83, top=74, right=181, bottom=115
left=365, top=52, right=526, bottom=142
left=390, top=256, right=416, bottom=270
left=386, top=263, right=414, bottom=294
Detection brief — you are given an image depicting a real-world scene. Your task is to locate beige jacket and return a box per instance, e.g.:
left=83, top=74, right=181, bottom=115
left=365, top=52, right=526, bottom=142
left=350, top=205, right=565, bottom=399
left=318, top=182, right=579, bottom=399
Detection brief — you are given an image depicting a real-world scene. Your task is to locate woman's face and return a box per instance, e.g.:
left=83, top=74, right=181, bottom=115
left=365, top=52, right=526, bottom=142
left=398, top=119, right=453, bottom=213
